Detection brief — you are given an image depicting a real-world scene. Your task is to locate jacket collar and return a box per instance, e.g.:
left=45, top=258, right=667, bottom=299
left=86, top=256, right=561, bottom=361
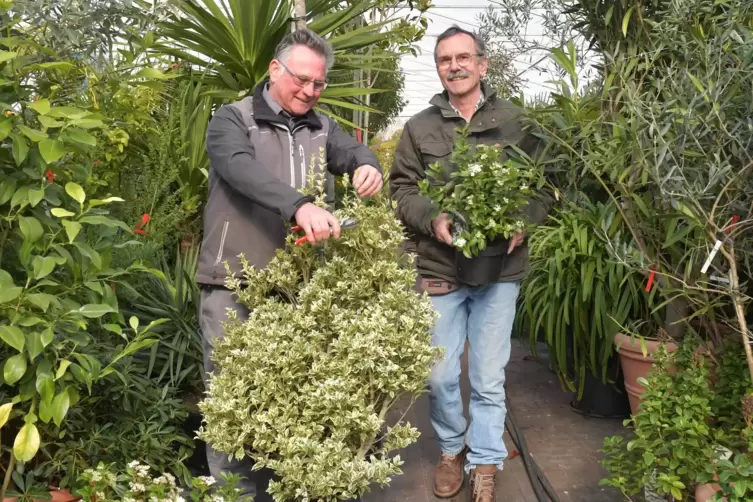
left=251, top=80, right=323, bottom=130
left=429, top=80, right=498, bottom=119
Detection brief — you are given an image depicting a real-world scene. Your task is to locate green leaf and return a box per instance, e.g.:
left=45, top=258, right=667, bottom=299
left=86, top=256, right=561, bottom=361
left=10, top=185, right=28, bottom=208
left=89, top=196, right=124, bottom=206
left=0, top=116, right=13, bottom=140
left=26, top=293, right=55, bottom=312
left=17, top=124, right=48, bottom=142
left=46, top=106, right=88, bottom=119
left=51, top=208, right=75, bottom=218
left=28, top=188, right=44, bottom=207
left=621, top=6, right=635, bottom=36
left=103, top=324, right=123, bottom=335
left=35, top=62, right=75, bottom=70
left=38, top=399, right=52, bottom=423
left=0, top=269, right=14, bottom=287
left=68, top=118, right=103, bottom=129
left=19, top=216, right=43, bottom=243
left=0, top=50, right=18, bottom=63
left=32, top=256, right=57, bottom=280
left=0, top=179, right=15, bottom=206
left=26, top=331, right=45, bottom=359
left=11, top=133, right=29, bottom=166
left=40, top=327, right=53, bottom=348
left=55, top=360, right=71, bottom=380
left=135, top=67, right=171, bottom=80
left=13, top=422, right=40, bottom=462
left=4, top=353, right=27, bottom=385
left=73, top=242, right=102, bottom=269
left=18, top=316, right=42, bottom=327
left=64, top=127, right=96, bottom=146
left=78, top=304, right=114, bottom=318
left=65, top=182, right=86, bottom=204
left=0, top=287, right=22, bottom=304
left=62, top=220, right=81, bottom=243
left=0, top=325, right=25, bottom=352
left=38, top=116, right=64, bottom=129
left=78, top=215, right=131, bottom=232
left=50, top=390, right=70, bottom=427
left=129, top=316, right=139, bottom=331
left=39, top=139, right=66, bottom=163
left=29, top=99, right=51, bottom=115
left=36, top=373, right=54, bottom=404
left=0, top=402, right=12, bottom=429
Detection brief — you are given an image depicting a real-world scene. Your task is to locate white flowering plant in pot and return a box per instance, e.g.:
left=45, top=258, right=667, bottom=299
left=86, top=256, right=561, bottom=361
left=198, top=171, right=440, bottom=502
left=76, top=461, right=251, bottom=502
left=418, top=128, right=540, bottom=258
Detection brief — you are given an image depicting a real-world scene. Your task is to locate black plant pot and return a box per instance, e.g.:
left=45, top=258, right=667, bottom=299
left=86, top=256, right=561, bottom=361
left=455, top=238, right=509, bottom=287
left=569, top=351, right=632, bottom=419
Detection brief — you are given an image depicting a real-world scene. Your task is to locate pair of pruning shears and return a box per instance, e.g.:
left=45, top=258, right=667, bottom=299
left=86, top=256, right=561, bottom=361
left=291, top=217, right=358, bottom=246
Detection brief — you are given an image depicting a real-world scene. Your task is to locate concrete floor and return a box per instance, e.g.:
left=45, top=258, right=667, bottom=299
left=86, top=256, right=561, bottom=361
left=361, top=339, right=626, bottom=502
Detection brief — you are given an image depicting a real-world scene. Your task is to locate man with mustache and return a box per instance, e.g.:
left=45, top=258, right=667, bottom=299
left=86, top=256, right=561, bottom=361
left=389, top=25, right=551, bottom=502
left=196, top=29, right=382, bottom=497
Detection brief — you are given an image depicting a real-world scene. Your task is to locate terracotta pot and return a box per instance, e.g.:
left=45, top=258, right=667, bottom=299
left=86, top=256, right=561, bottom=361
left=3, top=488, right=80, bottom=502
left=613, top=333, right=678, bottom=414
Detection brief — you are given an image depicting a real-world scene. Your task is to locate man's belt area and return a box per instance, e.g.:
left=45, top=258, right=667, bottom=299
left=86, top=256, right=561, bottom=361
left=419, top=278, right=457, bottom=296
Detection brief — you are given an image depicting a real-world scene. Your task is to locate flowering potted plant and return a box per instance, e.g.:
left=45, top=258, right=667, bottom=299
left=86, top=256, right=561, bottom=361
left=418, top=128, right=540, bottom=284
left=75, top=461, right=251, bottom=501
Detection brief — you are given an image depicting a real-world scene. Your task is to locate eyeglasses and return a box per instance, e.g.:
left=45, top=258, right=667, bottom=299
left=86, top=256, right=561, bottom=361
left=436, top=52, right=482, bottom=70
left=278, top=60, right=328, bottom=92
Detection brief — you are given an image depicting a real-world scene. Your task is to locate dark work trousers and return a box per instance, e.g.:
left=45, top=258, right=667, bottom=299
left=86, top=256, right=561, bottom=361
left=198, top=285, right=257, bottom=497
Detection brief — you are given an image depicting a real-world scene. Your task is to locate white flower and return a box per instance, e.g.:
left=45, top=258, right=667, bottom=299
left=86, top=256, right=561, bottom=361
left=503, top=197, right=509, bottom=204
left=198, top=476, right=216, bottom=487
left=454, top=237, right=467, bottom=248
left=128, top=460, right=140, bottom=469
left=494, top=205, right=502, bottom=212
left=211, top=496, right=225, bottom=502
left=521, top=184, right=529, bottom=190
left=130, top=482, right=146, bottom=493
left=468, top=164, right=482, bottom=176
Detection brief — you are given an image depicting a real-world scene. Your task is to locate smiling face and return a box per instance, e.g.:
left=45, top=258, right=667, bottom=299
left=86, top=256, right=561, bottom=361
left=268, top=44, right=328, bottom=116
left=435, top=33, right=487, bottom=99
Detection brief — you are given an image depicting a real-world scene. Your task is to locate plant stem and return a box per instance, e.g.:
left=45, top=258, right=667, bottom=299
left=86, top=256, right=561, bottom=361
left=726, top=245, right=753, bottom=383
left=1, top=451, right=16, bottom=500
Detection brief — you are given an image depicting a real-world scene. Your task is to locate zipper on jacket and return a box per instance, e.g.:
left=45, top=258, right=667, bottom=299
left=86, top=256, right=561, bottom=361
left=214, top=221, right=229, bottom=267
left=287, top=131, right=296, bottom=187
left=299, top=144, right=306, bottom=185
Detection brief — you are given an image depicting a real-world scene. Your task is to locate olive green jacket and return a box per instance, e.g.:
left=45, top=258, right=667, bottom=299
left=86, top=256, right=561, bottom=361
left=388, top=82, right=553, bottom=284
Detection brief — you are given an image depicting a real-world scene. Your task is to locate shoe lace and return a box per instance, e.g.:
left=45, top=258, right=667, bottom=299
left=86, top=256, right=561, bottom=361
left=472, top=471, right=495, bottom=500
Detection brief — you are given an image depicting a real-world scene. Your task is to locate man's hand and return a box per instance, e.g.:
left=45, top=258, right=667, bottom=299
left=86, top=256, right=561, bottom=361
left=432, top=213, right=454, bottom=246
left=353, top=165, right=383, bottom=198
left=507, top=232, right=526, bottom=254
left=294, top=202, right=341, bottom=244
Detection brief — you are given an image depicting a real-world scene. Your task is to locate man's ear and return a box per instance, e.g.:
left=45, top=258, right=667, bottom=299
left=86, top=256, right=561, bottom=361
left=269, top=59, right=281, bottom=83
left=479, top=56, right=489, bottom=77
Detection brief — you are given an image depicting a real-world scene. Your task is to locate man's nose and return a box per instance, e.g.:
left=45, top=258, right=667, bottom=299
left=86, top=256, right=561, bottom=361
left=448, top=56, right=462, bottom=72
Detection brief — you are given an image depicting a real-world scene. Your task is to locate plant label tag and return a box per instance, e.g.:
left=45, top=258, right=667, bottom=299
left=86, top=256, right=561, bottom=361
left=700, top=239, right=722, bottom=274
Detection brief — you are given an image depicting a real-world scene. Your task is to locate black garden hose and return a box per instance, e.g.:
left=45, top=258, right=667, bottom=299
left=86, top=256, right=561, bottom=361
left=505, top=398, right=561, bottom=502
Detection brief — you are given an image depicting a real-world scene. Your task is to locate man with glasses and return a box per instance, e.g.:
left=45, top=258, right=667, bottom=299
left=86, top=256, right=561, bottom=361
left=389, top=25, right=551, bottom=502
left=196, top=28, right=382, bottom=498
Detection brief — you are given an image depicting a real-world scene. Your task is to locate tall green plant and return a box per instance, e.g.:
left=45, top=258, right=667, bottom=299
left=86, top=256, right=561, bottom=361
left=522, top=200, right=660, bottom=396
left=155, top=0, right=417, bottom=122
left=0, top=18, right=164, bottom=492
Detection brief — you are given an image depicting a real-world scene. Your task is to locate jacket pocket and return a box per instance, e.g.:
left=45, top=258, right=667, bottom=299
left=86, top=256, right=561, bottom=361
left=213, top=220, right=230, bottom=267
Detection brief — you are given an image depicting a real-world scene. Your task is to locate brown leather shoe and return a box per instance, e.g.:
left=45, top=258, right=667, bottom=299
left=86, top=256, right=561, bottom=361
left=433, top=449, right=466, bottom=498
left=469, top=465, right=497, bottom=502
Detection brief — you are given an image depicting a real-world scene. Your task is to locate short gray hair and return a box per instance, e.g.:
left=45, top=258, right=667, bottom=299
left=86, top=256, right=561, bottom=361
left=274, top=29, right=335, bottom=71
left=434, top=25, right=487, bottom=60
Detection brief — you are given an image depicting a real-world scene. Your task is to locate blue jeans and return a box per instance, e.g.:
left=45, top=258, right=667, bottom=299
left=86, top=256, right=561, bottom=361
left=428, top=281, right=520, bottom=472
